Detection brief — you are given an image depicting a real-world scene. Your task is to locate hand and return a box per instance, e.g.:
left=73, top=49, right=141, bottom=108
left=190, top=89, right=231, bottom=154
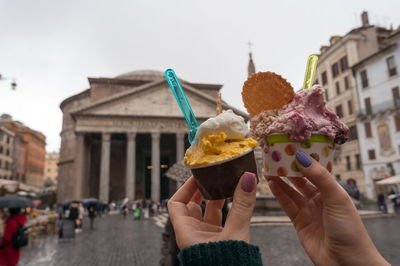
left=168, top=172, right=257, bottom=249
left=267, top=151, right=389, bottom=266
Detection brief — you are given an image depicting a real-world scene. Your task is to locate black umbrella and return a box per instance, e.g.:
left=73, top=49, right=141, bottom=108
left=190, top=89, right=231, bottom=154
left=0, top=195, right=33, bottom=209
left=83, top=198, right=100, bottom=208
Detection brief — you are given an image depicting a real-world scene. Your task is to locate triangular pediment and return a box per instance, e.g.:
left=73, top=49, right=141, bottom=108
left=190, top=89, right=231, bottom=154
left=73, top=81, right=247, bottom=119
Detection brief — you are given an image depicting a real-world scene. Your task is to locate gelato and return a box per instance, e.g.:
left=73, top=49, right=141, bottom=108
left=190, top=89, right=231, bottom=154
left=184, top=110, right=257, bottom=167
left=251, top=86, right=349, bottom=144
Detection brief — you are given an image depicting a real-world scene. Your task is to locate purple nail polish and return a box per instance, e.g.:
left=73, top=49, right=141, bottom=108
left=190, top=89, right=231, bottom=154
left=295, top=151, right=312, bottom=167
left=241, top=172, right=256, bottom=192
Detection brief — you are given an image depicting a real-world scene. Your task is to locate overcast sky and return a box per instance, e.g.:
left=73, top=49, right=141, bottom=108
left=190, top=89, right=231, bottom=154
left=1, top=0, right=399, bottom=151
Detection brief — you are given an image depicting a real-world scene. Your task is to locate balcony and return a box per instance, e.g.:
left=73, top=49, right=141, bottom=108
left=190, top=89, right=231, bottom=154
left=357, top=99, right=400, bottom=120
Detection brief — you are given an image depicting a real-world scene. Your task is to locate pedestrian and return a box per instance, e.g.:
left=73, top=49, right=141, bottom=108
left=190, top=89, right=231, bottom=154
left=68, top=203, right=79, bottom=231
left=133, top=203, right=141, bottom=220
left=0, top=208, right=27, bottom=266
left=78, top=203, right=84, bottom=231
left=377, top=192, right=387, bottom=212
left=168, top=151, right=390, bottom=265
left=88, top=205, right=96, bottom=230
left=121, top=205, right=127, bottom=219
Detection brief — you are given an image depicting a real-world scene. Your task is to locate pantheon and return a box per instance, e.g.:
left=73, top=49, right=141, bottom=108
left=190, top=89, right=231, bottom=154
left=57, top=70, right=254, bottom=203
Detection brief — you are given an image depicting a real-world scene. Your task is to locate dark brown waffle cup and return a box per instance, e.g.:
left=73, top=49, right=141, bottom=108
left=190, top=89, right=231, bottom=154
left=190, top=149, right=257, bottom=200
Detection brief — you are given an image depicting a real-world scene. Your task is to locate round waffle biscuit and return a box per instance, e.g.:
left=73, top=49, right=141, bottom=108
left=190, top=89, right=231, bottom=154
left=242, top=72, right=294, bottom=117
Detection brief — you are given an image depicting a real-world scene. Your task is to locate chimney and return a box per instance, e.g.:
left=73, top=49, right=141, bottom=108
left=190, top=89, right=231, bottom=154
left=361, top=11, right=369, bottom=27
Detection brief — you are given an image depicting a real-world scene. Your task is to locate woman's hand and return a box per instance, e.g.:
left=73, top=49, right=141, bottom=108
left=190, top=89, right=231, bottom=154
left=268, top=151, right=389, bottom=266
left=168, top=172, right=257, bottom=249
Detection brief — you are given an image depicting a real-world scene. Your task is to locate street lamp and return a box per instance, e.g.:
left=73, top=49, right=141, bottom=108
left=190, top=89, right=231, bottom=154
left=0, top=74, right=17, bottom=90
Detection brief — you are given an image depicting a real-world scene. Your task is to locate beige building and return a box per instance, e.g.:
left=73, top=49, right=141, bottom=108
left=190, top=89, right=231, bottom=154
left=0, top=124, right=15, bottom=180
left=44, top=152, right=59, bottom=187
left=316, top=12, right=393, bottom=193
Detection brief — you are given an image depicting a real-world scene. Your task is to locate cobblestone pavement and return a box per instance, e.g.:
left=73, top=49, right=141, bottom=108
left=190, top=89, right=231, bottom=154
left=20, top=214, right=400, bottom=266
left=20, top=215, right=163, bottom=266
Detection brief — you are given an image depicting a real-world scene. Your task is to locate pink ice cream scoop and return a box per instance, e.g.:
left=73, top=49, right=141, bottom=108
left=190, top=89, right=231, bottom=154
left=264, top=85, right=349, bottom=144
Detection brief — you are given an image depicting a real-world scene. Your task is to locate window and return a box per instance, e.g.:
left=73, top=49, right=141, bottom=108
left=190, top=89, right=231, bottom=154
left=335, top=81, right=340, bottom=95
left=346, top=156, right=351, bottom=170
left=5, top=149, right=9, bottom=156
left=324, top=88, right=329, bottom=101
left=314, top=78, right=319, bottom=85
left=6, top=137, right=10, bottom=144
left=0, top=133, right=3, bottom=142
left=368, top=149, right=376, bottom=160
left=5, top=162, right=9, bottom=170
left=355, top=154, right=361, bottom=169
left=360, top=70, right=369, bottom=88
left=387, top=56, right=397, bottom=77
left=335, top=105, right=344, bottom=118
left=364, top=97, right=372, bottom=115
left=0, top=146, right=2, bottom=154
left=395, top=115, right=400, bottom=132
left=364, top=122, right=372, bottom=138
left=392, top=87, right=400, bottom=108
left=344, top=76, right=350, bottom=90
left=349, top=125, right=358, bottom=140
left=340, top=56, right=349, bottom=72
left=347, top=100, right=353, bottom=115
left=321, top=71, right=328, bottom=85
left=331, top=63, right=339, bottom=78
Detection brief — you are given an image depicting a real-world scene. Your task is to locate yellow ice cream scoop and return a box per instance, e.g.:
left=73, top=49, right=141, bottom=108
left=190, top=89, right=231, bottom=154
left=184, top=132, right=257, bottom=167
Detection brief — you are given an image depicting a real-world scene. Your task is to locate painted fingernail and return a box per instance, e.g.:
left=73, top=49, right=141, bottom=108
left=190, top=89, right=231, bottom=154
left=295, top=151, right=312, bottom=167
left=241, top=172, right=256, bottom=192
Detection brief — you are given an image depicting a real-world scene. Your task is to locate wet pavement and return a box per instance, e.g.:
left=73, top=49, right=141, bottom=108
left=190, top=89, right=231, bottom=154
left=20, top=214, right=400, bottom=266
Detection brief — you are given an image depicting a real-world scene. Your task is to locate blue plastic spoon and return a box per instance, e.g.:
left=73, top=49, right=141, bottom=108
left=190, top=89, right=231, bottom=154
left=164, top=69, right=199, bottom=144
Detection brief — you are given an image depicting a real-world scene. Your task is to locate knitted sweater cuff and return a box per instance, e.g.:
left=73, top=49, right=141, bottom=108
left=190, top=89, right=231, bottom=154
left=178, top=240, right=263, bottom=266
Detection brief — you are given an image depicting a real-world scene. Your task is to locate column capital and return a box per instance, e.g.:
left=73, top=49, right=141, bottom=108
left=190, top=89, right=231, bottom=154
left=151, top=132, right=160, bottom=140
left=127, top=132, right=137, bottom=141
left=176, top=132, right=185, bottom=139
left=102, top=132, right=111, bottom=142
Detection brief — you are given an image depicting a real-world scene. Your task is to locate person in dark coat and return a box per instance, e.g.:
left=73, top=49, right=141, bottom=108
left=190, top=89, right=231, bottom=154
left=0, top=208, right=27, bottom=266
left=88, top=205, right=96, bottom=230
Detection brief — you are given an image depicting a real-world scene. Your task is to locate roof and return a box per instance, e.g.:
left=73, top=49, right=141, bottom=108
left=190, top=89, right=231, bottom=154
left=71, top=78, right=249, bottom=120
left=352, top=43, right=397, bottom=70
left=116, top=70, right=165, bottom=80
left=60, top=89, right=91, bottom=109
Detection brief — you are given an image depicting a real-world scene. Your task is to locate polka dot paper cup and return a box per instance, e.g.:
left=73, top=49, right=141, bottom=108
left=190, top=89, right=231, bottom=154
left=264, top=134, right=335, bottom=178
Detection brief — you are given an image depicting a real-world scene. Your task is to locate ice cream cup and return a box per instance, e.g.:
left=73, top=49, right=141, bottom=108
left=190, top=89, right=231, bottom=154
left=264, top=133, right=335, bottom=178
left=190, top=149, right=258, bottom=200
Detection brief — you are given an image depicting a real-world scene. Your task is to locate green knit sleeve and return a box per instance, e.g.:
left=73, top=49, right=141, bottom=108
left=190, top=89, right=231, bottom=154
left=178, top=240, right=263, bottom=266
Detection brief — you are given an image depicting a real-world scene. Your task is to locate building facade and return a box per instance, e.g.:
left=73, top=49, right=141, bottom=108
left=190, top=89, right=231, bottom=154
left=0, top=115, right=46, bottom=187
left=353, top=30, right=400, bottom=198
left=315, top=12, right=393, bottom=193
left=58, top=70, right=249, bottom=203
left=44, top=152, right=59, bottom=187
left=0, top=124, right=15, bottom=180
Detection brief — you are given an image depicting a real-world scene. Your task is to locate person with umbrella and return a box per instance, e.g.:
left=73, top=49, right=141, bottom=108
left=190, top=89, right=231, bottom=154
left=0, top=196, right=31, bottom=266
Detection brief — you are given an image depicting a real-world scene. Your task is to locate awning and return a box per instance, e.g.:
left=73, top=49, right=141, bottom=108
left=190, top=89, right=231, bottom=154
left=376, top=175, right=400, bottom=185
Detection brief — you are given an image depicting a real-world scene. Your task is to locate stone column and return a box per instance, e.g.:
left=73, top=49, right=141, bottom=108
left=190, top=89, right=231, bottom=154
left=151, top=132, right=160, bottom=201
left=74, top=133, right=85, bottom=199
left=99, top=133, right=111, bottom=203
left=176, top=133, right=185, bottom=188
left=126, top=132, right=136, bottom=200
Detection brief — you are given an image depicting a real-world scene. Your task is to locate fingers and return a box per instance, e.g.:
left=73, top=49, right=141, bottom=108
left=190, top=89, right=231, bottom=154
left=295, top=151, right=348, bottom=202
left=187, top=190, right=203, bottom=220
left=204, top=199, right=225, bottom=226
left=267, top=177, right=300, bottom=220
left=288, top=177, right=319, bottom=199
left=168, top=177, right=198, bottom=221
left=169, top=176, right=198, bottom=204
left=224, top=172, right=257, bottom=234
